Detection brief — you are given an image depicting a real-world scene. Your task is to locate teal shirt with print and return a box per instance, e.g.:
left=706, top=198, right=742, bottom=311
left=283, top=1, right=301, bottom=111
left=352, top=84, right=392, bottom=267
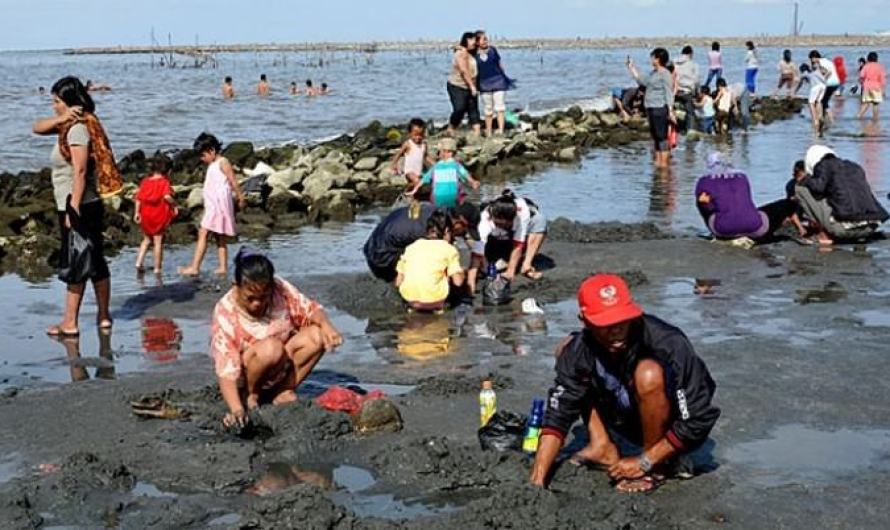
left=421, top=159, right=470, bottom=208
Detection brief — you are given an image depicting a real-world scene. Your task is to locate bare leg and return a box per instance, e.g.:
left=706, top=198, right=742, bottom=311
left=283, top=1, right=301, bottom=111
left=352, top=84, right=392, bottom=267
left=179, top=228, right=210, bottom=275
left=135, top=236, right=150, bottom=271
left=48, top=282, right=86, bottom=335
left=214, top=234, right=228, bottom=275
left=571, top=407, right=620, bottom=467
left=873, top=103, right=880, bottom=122
left=856, top=102, right=868, bottom=119
left=285, top=325, right=327, bottom=389
left=634, top=359, right=672, bottom=450
left=92, top=277, right=112, bottom=328
left=520, top=232, right=546, bottom=277
left=152, top=235, right=164, bottom=275
left=485, top=114, right=493, bottom=137
left=472, top=122, right=482, bottom=136
left=496, top=111, right=505, bottom=134
left=242, top=337, right=287, bottom=410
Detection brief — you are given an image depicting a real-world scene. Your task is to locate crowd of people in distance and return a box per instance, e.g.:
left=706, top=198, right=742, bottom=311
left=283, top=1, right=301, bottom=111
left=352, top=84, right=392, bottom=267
left=222, top=74, right=331, bottom=99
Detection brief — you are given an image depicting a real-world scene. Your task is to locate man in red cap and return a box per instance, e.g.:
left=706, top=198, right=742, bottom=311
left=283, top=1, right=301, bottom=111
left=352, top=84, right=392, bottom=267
left=530, top=274, right=720, bottom=492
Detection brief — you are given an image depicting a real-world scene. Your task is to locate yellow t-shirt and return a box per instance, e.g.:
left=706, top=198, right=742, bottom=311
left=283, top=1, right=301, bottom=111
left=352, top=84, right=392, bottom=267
left=396, top=239, right=462, bottom=304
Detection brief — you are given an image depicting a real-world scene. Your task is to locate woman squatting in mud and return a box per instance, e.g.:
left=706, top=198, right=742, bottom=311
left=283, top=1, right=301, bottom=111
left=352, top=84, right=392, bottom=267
left=210, top=249, right=343, bottom=428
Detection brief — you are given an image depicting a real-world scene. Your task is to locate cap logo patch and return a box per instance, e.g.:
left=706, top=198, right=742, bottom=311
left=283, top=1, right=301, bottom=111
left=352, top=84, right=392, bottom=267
left=600, top=285, right=619, bottom=306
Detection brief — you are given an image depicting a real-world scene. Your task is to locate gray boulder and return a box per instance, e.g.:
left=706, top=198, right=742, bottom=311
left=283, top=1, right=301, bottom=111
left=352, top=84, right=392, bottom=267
left=186, top=187, right=203, bottom=209
left=353, top=156, right=379, bottom=171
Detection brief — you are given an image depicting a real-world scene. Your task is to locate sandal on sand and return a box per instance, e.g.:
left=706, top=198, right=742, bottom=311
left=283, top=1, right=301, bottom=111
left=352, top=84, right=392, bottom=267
left=46, top=324, right=79, bottom=337
left=615, top=475, right=662, bottom=493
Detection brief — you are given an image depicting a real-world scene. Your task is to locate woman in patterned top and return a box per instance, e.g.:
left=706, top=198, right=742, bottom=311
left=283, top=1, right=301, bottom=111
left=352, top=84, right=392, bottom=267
left=210, top=249, right=342, bottom=428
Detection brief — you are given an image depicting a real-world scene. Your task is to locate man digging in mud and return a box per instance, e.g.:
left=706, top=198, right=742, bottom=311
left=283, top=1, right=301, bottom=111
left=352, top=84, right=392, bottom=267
left=210, top=249, right=343, bottom=428
left=530, top=274, right=720, bottom=492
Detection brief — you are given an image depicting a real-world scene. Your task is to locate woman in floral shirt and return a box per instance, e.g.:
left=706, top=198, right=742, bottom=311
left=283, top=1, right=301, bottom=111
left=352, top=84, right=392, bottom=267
left=210, top=249, right=342, bottom=427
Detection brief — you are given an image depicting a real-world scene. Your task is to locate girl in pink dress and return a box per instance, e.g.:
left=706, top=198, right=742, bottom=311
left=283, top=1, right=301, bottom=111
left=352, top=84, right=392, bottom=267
left=179, top=133, right=247, bottom=276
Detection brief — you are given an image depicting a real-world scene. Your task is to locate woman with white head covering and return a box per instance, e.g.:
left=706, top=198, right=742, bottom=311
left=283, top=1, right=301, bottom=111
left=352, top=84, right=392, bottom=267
left=695, top=152, right=797, bottom=242
left=794, top=145, right=888, bottom=245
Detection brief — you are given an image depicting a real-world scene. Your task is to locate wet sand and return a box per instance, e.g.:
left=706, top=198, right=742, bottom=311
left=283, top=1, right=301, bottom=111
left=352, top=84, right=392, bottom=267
left=2, top=226, right=889, bottom=528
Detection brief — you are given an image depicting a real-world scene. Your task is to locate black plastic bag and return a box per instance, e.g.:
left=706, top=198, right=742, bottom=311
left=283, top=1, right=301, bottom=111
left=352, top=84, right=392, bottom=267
left=482, top=275, right=512, bottom=306
left=478, top=410, right=527, bottom=452
left=58, top=207, right=94, bottom=284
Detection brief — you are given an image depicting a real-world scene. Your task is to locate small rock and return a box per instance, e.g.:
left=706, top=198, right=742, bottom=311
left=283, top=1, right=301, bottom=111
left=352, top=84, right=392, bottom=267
left=352, top=398, right=403, bottom=434
left=267, top=168, right=307, bottom=190
left=566, top=105, right=584, bottom=121
left=558, top=147, right=578, bottom=162
left=186, top=187, right=204, bottom=209
left=598, top=112, right=620, bottom=127
left=353, top=156, right=379, bottom=171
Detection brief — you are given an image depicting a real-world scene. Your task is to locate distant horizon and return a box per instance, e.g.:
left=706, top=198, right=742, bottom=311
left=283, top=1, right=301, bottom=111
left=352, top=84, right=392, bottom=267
left=4, top=32, right=890, bottom=54
left=0, top=0, right=887, bottom=52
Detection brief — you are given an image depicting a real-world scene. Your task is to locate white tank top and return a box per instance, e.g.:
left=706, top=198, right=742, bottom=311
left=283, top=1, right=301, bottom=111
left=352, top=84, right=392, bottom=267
left=403, top=140, right=426, bottom=175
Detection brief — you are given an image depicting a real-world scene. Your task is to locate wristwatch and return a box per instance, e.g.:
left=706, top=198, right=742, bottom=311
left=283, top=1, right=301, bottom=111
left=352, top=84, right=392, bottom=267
left=639, top=454, right=653, bottom=473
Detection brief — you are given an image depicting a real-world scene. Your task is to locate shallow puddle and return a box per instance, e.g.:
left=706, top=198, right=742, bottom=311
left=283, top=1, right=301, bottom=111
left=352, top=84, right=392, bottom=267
left=132, top=481, right=177, bottom=498
left=794, top=282, right=848, bottom=305
left=0, top=453, right=22, bottom=485
left=855, top=310, right=890, bottom=328
left=727, top=424, right=890, bottom=486
left=208, top=513, right=242, bottom=526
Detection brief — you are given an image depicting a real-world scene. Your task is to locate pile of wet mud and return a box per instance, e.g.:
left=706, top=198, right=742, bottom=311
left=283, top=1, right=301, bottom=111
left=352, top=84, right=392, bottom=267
left=548, top=217, right=672, bottom=243
left=0, top=97, right=802, bottom=279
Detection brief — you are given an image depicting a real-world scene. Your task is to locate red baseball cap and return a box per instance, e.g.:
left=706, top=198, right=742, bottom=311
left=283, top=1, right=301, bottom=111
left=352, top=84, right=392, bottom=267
left=578, top=274, right=643, bottom=327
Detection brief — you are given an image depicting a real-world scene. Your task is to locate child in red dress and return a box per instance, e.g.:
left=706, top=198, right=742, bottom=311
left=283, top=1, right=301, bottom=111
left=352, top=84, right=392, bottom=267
left=134, top=156, right=179, bottom=274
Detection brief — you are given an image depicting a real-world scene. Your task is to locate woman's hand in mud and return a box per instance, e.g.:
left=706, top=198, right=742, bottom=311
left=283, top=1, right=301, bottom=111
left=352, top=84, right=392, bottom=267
left=607, top=457, right=646, bottom=481
left=223, top=408, right=249, bottom=429
left=319, top=322, right=343, bottom=351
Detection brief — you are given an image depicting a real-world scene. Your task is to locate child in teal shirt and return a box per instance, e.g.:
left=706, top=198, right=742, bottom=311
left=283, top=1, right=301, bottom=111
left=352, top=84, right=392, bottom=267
left=411, top=138, right=479, bottom=207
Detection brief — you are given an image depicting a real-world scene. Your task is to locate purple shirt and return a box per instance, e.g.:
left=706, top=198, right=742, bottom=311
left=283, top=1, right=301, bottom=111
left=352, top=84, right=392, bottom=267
left=695, top=172, right=767, bottom=238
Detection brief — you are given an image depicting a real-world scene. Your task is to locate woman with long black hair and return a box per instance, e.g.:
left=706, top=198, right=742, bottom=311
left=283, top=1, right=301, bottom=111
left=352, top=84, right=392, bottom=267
left=446, top=31, right=481, bottom=136
left=32, top=76, right=113, bottom=337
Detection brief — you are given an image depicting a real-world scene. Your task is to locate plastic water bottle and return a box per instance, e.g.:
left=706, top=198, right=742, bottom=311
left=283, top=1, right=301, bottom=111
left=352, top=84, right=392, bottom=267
left=487, top=262, right=498, bottom=279
left=479, top=380, right=497, bottom=427
left=522, top=398, right=545, bottom=454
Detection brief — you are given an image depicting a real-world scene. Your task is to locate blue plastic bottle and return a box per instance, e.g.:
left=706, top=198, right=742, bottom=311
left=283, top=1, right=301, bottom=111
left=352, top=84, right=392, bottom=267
left=487, top=262, right=498, bottom=279
left=522, top=398, right=545, bottom=454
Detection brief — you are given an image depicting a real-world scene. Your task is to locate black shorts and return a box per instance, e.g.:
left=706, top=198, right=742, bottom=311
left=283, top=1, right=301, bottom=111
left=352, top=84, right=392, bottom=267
left=646, top=106, right=670, bottom=152
left=58, top=200, right=110, bottom=284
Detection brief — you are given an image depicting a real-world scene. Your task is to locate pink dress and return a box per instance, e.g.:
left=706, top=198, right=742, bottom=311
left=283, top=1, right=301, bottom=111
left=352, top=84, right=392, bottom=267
left=201, top=159, right=236, bottom=236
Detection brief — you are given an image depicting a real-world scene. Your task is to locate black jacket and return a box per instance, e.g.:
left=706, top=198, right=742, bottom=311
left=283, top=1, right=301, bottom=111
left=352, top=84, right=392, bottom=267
left=804, top=157, right=889, bottom=223
left=363, top=203, right=436, bottom=271
left=542, top=315, right=720, bottom=452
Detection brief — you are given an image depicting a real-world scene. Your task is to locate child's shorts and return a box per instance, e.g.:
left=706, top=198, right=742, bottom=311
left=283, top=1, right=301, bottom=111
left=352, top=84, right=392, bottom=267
left=808, top=85, right=826, bottom=105
left=481, top=91, right=506, bottom=116
left=862, top=89, right=883, bottom=104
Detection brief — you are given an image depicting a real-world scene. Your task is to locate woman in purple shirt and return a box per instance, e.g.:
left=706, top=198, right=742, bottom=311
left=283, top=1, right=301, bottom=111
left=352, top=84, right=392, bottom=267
left=695, top=153, right=796, bottom=241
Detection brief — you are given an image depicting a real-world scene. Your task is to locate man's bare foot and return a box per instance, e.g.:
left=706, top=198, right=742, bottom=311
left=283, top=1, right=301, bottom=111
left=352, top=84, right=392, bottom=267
left=615, top=475, right=660, bottom=493
left=246, top=393, right=260, bottom=411
left=272, top=389, right=297, bottom=406
left=569, top=444, right=619, bottom=470
left=178, top=266, right=199, bottom=276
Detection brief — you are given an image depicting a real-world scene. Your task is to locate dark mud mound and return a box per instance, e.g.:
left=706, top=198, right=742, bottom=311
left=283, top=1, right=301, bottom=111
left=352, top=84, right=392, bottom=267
left=548, top=217, right=671, bottom=244
left=413, top=372, right=514, bottom=397
left=312, top=273, right=404, bottom=319
left=512, top=268, right=648, bottom=304
left=240, top=483, right=358, bottom=529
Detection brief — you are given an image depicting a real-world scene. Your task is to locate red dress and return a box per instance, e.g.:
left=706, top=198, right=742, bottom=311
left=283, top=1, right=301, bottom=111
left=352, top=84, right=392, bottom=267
left=136, top=176, right=175, bottom=236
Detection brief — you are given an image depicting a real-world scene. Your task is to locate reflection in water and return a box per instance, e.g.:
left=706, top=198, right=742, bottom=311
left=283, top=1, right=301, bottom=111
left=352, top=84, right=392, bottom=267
left=396, top=314, right=453, bottom=361
left=861, top=125, right=884, bottom=188
left=648, top=166, right=676, bottom=220
left=248, top=462, right=335, bottom=495
left=57, top=330, right=116, bottom=382
left=141, top=317, right=182, bottom=364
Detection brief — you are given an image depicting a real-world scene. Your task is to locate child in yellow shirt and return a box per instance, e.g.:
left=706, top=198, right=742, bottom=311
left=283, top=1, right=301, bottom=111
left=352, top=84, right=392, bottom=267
left=395, top=211, right=465, bottom=312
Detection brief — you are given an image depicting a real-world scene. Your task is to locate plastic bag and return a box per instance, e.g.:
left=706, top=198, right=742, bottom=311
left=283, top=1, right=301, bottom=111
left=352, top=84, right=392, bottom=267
left=482, top=275, right=512, bottom=306
left=478, top=410, right=528, bottom=452
left=58, top=208, right=94, bottom=284
left=315, top=385, right=385, bottom=415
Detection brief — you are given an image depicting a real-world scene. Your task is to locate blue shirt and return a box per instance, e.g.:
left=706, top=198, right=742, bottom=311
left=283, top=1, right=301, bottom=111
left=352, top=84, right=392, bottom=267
left=421, top=159, right=470, bottom=208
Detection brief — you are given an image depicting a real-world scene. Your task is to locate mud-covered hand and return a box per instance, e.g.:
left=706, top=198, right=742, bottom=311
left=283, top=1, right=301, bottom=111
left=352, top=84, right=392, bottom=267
left=223, top=408, right=249, bottom=429
left=608, top=457, right=646, bottom=480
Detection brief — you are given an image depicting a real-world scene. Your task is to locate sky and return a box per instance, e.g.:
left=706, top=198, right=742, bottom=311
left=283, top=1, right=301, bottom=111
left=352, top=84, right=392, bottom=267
left=0, top=0, right=885, bottom=51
